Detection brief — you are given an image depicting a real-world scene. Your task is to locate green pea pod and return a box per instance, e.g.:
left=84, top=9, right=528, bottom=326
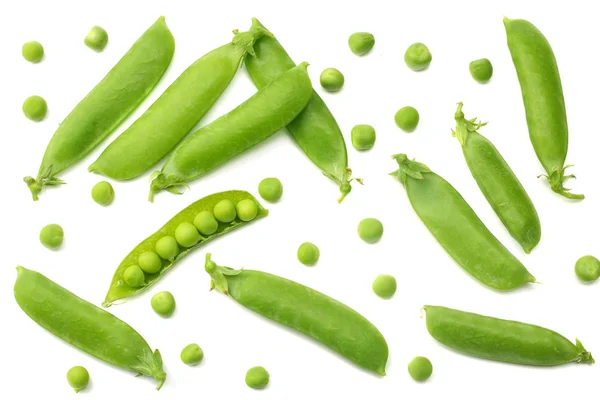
left=149, top=62, right=312, bottom=201
left=391, top=154, right=535, bottom=291
left=89, top=24, right=272, bottom=180
left=504, top=18, right=583, bottom=200
left=104, top=190, right=267, bottom=306
left=205, top=254, right=388, bottom=375
left=14, top=267, right=166, bottom=388
left=423, top=305, right=594, bottom=366
left=452, top=103, right=541, bottom=253
left=24, top=17, right=174, bottom=200
left=243, top=18, right=360, bottom=203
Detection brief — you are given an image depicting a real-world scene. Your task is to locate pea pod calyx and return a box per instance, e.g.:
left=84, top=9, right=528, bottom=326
left=205, top=253, right=242, bottom=294
left=24, top=167, right=65, bottom=201
left=542, top=165, right=583, bottom=200
left=390, top=153, right=431, bottom=185
left=452, top=102, right=488, bottom=146
left=324, top=168, right=363, bottom=203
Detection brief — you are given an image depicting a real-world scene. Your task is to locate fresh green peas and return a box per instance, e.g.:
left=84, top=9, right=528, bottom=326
left=348, top=32, right=375, bottom=56
left=469, top=58, right=493, bottom=83
left=22, top=41, right=44, bottom=63
left=123, top=265, right=145, bottom=288
left=320, top=68, right=344, bottom=92
left=351, top=124, right=376, bottom=151
left=236, top=199, right=258, bottom=222
left=180, top=343, right=204, bottom=366
left=175, top=222, right=200, bottom=248
left=22, top=95, right=47, bottom=121
left=372, top=275, right=396, bottom=298
left=66, top=366, right=90, bottom=393
left=408, top=356, right=432, bottom=382
left=85, top=26, right=108, bottom=52
left=193, top=211, right=219, bottom=236
left=138, top=251, right=162, bottom=274
left=258, top=177, right=283, bottom=202
left=155, top=236, right=179, bottom=260
left=358, top=218, right=383, bottom=244
left=213, top=199, right=237, bottom=223
left=575, top=255, right=600, bottom=282
left=404, top=42, right=432, bottom=71
left=151, top=291, right=176, bottom=317
left=395, top=106, right=419, bottom=132
left=91, top=181, right=114, bottom=205
left=39, top=223, right=64, bottom=250
left=245, top=366, right=269, bottom=389
left=297, top=242, right=320, bottom=266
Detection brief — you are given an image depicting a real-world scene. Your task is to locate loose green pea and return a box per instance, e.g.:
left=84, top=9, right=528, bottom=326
left=123, top=265, right=145, bottom=288
left=575, top=255, right=600, bottom=282
left=404, top=42, right=432, bottom=71
left=39, top=223, right=64, bottom=250
left=151, top=291, right=176, bottom=317
left=358, top=218, right=383, bottom=244
left=91, top=181, right=114, bottom=205
left=395, top=106, right=419, bottom=132
left=180, top=343, right=204, bottom=366
left=245, top=366, right=269, bottom=389
left=138, top=251, right=162, bottom=274
left=66, top=366, right=89, bottom=393
left=348, top=32, right=375, bottom=56
left=22, top=95, right=47, bottom=121
left=372, top=274, right=396, bottom=298
left=469, top=58, right=493, bottom=83
left=193, top=210, right=219, bottom=236
left=351, top=124, right=376, bottom=151
left=213, top=199, right=237, bottom=223
left=297, top=242, right=320, bottom=266
left=22, top=41, right=44, bottom=63
left=408, top=356, right=432, bottom=382
left=258, top=177, right=283, bottom=202
left=155, top=236, right=179, bottom=260
left=320, top=68, right=344, bottom=92
left=85, top=26, right=108, bottom=52
left=175, top=222, right=201, bottom=247
left=236, top=199, right=258, bottom=222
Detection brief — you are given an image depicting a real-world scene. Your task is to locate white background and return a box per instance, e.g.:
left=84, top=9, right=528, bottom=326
left=1, top=0, right=599, bottom=399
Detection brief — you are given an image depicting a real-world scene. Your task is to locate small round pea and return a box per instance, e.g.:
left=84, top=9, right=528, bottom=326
left=181, top=343, right=204, bottom=366
left=320, top=68, right=344, bottom=92
left=297, top=242, right=320, bottom=266
left=404, top=42, right=432, bottom=71
left=348, top=32, right=375, bottom=56
left=155, top=236, right=179, bottom=260
left=258, top=177, right=283, bottom=202
left=351, top=124, right=376, bottom=151
left=236, top=199, right=258, bottom=222
left=138, top=251, right=162, bottom=274
left=84, top=26, right=108, bottom=52
left=123, top=265, right=145, bottom=288
left=151, top=291, right=176, bottom=317
left=469, top=58, right=493, bottom=83
left=213, top=199, right=237, bottom=223
left=372, top=274, right=397, bottom=298
left=408, top=356, right=433, bottom=382
left=91, top=181, right=114, bottom=205
left=575, top=255, right=600, bottom=282
left=66, top=366, right=89, bottom=393
left=175, top=222, right=201, bottom=248
left=22, top=95, right=47, bottom=121
left=395, top=106, right=420, bottom=132
left=22, top=41, right=44, bottom=63
left=194, top=210, right=219, bottom=236
left=358, top=218, right=384, bottom=244
left=245, top=366, right=269, bottom=389
left=39, top=223, right=64, bottom=250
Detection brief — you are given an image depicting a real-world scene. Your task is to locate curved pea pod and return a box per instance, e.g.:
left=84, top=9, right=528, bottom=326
left=89, top=24, right=272, bottom=180
left=243, top=18, right=360, bottom=203
left=504, top=18, right=583, bottom=200
left=423, top=305, right=594, bottom=366
left=14, top=267, right=167, bottom=389
left=391, top=154, right=535, bottom=291
left=452, top=103, right=541, bottom=253
left=103, top=190, right=267, bottom=306
left=205, top=254, right=388, bottom=375
left=24, top=17, right=174, bottom=200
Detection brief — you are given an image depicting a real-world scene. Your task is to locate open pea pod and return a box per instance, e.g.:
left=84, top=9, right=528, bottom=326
left=103, top=190, right=267, bottom=307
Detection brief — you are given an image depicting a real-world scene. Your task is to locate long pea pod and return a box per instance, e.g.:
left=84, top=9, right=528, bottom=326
left=391, top=154, right=535, bottom=291
left=24, top=17, right=174, bottom=200
left=14, top=267, right=166, bottom=389
left=243, top=18, right=360, bottom=203
left=452, top=103, right=541, bottom=253
left=205, top=254, right=389, bottom=375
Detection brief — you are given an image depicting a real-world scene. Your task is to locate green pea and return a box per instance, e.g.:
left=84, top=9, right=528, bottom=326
left=575, top=255, right=600, bottom=282
left=138, top=251, right=162, bottom=274
left=22, top=95, right=47, bottom=121
left=155, top=236, right=179, bottom=260
left=39, top=223, right=64, bottom=250
left=66, top=366, right=89, bottom=393
left=469, top=58, right=493, bottom=83
left=91, top=181, right=114, bottom=205
left=245, top=366, right=269, bottom=389
left=372, top=275, right=396, bottom=298
left=236, top=199, right=258, bottom=222
left=404, top=42, right=432, bottom=71
left=395, top=106, right=419, bottom=132
left=320, top=68, right=344, bottom=92
left=213, top=199, right=237, bottom=223
left=258, top=177, right=283, bottom=202
left=348, top=32, right=375, bottom=56
left=85, top=26, right=108, bottom=52
left=175, top=222, right=201, bottom=247
left=358, top=218, right=383, bottom=244
left=151, top=291, right=176, bottom=317
left=193, top=211, right=219, bottom=236
left=123, top=265, right=145, bottom=288
left=351, top=124, right=376, bottom=151
left=22, top=41, right=44, bottom=63
left=180, top=343, right=204, bottom=366
left=408, top=356, right=432, bottom=382
left=297, top=242, right=320, bottom=266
